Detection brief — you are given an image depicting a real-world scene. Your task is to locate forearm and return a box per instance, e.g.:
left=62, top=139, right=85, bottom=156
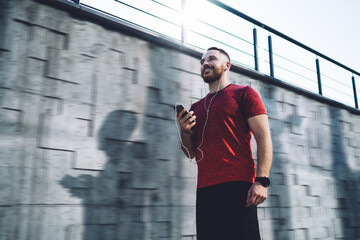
left=247, top=115, right=272, bottom=207
left=180, top=132, right=195, bottom=159
left=255, top=133, right=273, bottom=177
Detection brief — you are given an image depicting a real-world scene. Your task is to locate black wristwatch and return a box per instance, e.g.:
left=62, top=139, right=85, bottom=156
left=255, top=177, right=270, bottom=187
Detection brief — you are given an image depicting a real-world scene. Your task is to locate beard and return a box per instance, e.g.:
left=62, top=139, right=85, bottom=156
left=201, top=66, right=223, bottom=83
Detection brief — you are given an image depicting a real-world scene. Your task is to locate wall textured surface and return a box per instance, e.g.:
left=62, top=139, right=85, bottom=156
left=0, top=0, right=359, bottom=239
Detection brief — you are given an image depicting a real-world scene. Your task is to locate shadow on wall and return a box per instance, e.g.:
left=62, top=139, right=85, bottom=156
left=330, top=107, right=360, bottom=239
left=259, top=84, right=292, bottom=240
left=59, top=110, right=142, bottom=240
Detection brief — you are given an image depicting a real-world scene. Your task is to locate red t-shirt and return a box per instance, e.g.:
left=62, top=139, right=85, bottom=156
left=190, top=84, right=267, bottom=188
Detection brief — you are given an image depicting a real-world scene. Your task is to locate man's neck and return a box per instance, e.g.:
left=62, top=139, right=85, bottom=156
left=208, top=79, right=230, bottom=94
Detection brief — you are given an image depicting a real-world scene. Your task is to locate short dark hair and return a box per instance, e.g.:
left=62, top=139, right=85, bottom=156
left=206, top=47, right=231, bottom=62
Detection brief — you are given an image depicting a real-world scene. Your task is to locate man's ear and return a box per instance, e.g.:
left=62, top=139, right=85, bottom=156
left=224, top=62, right=231, bottom=71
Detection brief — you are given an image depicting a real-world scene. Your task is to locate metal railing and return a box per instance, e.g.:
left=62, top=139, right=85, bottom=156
left=71, top=0, right=359, bottom=109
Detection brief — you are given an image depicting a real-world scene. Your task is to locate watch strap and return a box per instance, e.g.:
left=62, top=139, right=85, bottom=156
left=255, top=177, right=270, bottom=187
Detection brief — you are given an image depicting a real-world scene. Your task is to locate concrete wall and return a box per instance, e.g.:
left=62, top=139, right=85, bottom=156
left=0, top=0, right=359, bottom=239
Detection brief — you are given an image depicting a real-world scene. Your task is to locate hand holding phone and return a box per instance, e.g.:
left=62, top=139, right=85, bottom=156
left=175, top=103, right=196, bottom=125
left=175, top=103, right=189, bottom=118
left=174, top=103, right=196, bottom=159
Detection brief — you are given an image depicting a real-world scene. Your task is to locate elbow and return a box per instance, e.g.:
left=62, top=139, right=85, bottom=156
left=254, top=131, right=269, bottom=141
left=188, top=150, right=196, bottom=159
left=181, top=145, right=195, bottom=159
left=255, top=132, right=272, bottom=146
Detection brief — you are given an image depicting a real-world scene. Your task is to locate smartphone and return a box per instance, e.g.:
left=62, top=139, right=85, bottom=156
left=175, top=103, right=195, bottom=123
left=175, top=103, right=188, bottom=117
left=175, top=103, right=189, bottom=119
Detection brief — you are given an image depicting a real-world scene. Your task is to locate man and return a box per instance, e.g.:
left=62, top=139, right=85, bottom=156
left=177, top=47, right=273, bottom=240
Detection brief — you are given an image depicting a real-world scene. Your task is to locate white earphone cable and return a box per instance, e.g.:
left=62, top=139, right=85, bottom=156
left=174, top=103, right=192, bottom=159
left=175, top=80, right=222, bottom=163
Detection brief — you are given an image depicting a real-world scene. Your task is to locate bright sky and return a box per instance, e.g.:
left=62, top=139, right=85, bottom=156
left=82, top=0, right=360, bottom=71
left=81, top=0, right=360, bottom=107
left=222, top=0, right=360, bottom=72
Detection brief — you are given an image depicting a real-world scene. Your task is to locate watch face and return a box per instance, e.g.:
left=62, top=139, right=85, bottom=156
left=256, top=177, right=270, bottom=187
left=264, top=178, right=270, bottom=187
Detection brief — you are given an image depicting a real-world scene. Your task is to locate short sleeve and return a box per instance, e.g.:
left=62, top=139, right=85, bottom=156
left=189, top=100, right=201, bottom=112
left=241, top=86, right=267, bottom=119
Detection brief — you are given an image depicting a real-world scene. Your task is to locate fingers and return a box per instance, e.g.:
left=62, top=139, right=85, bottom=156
left=252, top=196, right=265, bottom=206
left=246, top=196, right=255, bottom=208
left=177, top=109, right=192, bottom=121
left=246, top=184, right=268, bottom=208
left=177, top=110, right=196, bottom=132
left=246, top=194, right=263, bottom=208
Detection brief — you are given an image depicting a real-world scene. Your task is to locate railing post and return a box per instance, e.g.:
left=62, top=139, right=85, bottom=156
left=352, top=75, right=358, bottom=109
left=268, top=35, right=274, bottom=77
left=253, top=28, right=258, bottom=71
left=181, top=0, right=186, bottom=44
left=315, top=58, right=322, bottom=95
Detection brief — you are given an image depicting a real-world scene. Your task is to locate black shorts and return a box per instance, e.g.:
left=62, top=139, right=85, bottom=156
left=196, top=181, right=261, bottom=240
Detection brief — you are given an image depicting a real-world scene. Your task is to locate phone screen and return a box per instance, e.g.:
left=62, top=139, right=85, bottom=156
left=175, top=103, right=188, bottom=118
